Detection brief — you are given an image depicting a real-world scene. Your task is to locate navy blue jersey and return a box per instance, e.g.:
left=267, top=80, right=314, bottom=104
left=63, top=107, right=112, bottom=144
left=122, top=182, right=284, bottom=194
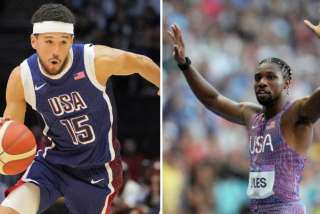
left=20, top=44, right=120, bottom=168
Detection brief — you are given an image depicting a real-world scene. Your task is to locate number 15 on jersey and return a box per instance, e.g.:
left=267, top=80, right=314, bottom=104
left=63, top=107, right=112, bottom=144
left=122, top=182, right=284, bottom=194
left=60, top=115, right=95, bottom=145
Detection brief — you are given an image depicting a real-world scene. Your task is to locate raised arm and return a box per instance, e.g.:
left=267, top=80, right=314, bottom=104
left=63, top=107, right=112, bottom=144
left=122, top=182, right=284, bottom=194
left=2, top=66, right=27, bottom=124
left=167, top=23, right=261, bottom=126
left=297, top=12, right=320, bottom=123
left=94, top=45, right=160, bottom=93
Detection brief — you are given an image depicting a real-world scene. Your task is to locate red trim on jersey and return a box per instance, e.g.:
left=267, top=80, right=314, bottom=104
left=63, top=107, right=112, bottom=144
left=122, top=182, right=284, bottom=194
left=105, top=190, right=118, bottom=214
left=105, top=153, right=123, bottom=213
left=4, top=179, right=25, bottom=197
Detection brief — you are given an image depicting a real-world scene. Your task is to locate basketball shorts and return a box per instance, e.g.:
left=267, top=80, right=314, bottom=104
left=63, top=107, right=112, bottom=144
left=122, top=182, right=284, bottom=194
left=250, top=199, right=307, bottom=214
left=4, top=151, right=123, bottom=214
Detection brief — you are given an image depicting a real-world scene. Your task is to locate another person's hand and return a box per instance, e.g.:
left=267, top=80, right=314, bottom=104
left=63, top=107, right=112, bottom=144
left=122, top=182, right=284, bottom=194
left=304, top=4, right=320, bottom=38
left=167, top=23, right=187, bottom=65
left=0, top=116, right=11, bottom=127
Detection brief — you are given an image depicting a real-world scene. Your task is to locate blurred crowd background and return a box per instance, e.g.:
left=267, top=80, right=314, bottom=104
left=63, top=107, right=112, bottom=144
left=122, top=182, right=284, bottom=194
left=163, top=0, right=320, bottom=214
left=0, top=0, right=160, bottom=214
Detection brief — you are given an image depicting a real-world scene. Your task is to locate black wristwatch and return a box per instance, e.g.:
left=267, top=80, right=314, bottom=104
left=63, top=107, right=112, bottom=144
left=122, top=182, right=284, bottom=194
left=177, top=57, right=191, bottom=71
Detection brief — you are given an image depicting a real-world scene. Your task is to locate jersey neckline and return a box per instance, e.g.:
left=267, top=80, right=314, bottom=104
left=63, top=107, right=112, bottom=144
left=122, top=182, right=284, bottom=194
left=37, top=47, right=74, bottom=80
left=258, top=101, right=293, bottom=122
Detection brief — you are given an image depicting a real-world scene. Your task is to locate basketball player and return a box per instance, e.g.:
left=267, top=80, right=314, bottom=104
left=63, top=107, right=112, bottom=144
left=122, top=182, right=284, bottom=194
left=0, top=3, right=160, bottom=214
left=168, top=20, right=320, bottom=213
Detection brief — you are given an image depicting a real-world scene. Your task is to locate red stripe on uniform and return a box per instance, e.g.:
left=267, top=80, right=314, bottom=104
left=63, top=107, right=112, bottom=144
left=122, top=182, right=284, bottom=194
left=105, top=190, right=118, bottom=214
left=105, top=156, right=123, bottom=214
left=4, top=179, right=26, bottom=197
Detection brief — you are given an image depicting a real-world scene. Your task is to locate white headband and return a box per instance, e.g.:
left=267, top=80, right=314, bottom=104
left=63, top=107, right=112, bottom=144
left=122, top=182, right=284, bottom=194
left=33, top=21, right=74, bottom=34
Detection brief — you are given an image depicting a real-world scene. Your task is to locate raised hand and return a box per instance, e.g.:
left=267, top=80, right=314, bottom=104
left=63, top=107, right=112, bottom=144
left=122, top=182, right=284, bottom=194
left=167, top=23, right=187, bottom=65
left=304, top=4, right=320, bottom=38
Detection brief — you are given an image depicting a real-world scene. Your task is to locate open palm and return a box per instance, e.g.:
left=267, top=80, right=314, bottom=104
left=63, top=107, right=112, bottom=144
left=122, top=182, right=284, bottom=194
left=167, top=23, right=186, bottom=65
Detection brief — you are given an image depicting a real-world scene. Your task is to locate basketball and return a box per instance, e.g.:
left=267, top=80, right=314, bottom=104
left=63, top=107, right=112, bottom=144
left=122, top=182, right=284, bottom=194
left=0, top=120, right=37, bottom=175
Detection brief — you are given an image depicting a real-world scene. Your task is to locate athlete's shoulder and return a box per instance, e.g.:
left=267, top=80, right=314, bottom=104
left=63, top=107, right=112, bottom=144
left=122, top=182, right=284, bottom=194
left=295, top=96, right=309, bottom=105
left=284, top=99, right=306, bottom=115
left=284, top=98, right=313, bottom=123
left=281, top=99, right=311, bottom=127
left=93, top=45, right=126, bottom=77
left=7, top=65, right=25, bottom=100
left=94, top=45, right=125, bottom=62
left=10, top=65, right=22, bottom=79
left=241, top=102, right=262, bottom=112
left=240, top=102, right=262, bottom=127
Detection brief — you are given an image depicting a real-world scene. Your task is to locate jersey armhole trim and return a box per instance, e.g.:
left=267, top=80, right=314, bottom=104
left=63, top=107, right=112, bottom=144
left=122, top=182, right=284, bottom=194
left=84, top=44, right=105, bottom=92
left=20, top=60, right=36, bottom=110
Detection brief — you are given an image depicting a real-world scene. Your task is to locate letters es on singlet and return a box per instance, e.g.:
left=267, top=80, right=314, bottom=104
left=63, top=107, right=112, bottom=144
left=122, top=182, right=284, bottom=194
left=247, top=165, right=275, bottom=199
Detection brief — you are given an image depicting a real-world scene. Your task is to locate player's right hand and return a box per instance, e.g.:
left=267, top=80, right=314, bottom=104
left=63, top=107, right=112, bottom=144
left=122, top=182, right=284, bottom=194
left=0, top=116, right=11, bottom=127
left=167, top=23, right=187, bottom=65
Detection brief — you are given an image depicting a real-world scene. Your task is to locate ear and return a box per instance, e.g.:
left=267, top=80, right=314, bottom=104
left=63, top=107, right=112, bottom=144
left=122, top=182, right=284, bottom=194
left=30, top=34, right=37, bottom=49
left=284, top=79, right=290, bottom=89
left=70, top=35, right=74, bottom=47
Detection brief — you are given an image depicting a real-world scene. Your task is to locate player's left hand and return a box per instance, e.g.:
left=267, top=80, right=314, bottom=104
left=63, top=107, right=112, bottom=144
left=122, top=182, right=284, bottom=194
left=304, top=4, right=320, bottom=38
left=0, top=116, right=11, bottom=127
